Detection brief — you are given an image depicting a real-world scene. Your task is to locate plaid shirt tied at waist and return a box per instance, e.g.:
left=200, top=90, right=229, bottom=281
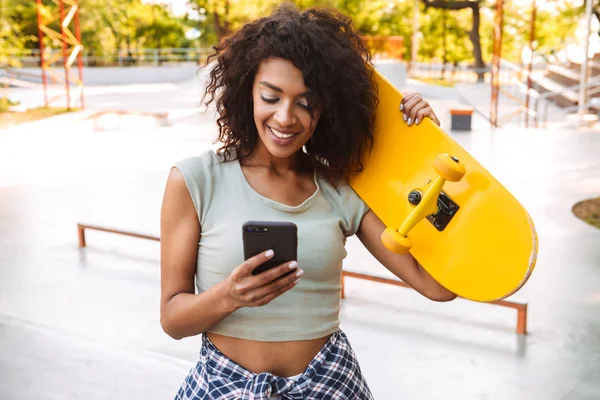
left=176, top=330, right=374, bottom=400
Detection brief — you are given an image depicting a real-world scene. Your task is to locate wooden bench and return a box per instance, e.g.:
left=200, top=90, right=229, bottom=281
left=77, top=223, right=528, bottom=335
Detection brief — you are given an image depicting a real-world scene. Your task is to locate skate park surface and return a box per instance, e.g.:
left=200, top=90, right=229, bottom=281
left=1, top=63, right=599, bottom=399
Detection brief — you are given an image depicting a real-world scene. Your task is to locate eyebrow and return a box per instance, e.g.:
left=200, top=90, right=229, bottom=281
left=259, top=81, right=309, bottom=97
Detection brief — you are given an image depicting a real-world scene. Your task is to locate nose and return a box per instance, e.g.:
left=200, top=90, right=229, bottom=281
left=273, top=102, right=297, bottom=127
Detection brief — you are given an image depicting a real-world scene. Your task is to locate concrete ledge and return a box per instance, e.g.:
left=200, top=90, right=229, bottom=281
left=566, top=113, right=598, bottom=128
left=88, top=110, right=170, bottom=132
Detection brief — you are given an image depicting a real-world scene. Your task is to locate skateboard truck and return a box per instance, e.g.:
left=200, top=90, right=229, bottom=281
left=381, top=154, right=466, bottom=254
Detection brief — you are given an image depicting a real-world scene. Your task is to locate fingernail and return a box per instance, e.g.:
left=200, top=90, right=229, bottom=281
left=407, top=118, right=412, bottom=125
left=415, top=118, right=419, bottom=125
left=289, top=261, right=298, bottom=269
left=403, top=113, right=407, bottom=122
left=400, top=103, right=404, bottom=111
left=265, top=249, right=274, bottom=258
left=294, top=279, right=300, bottom=285
left=296, top=269, right=304, bottom=277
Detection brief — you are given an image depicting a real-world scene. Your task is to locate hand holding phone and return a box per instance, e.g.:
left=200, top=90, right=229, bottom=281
left=221, top=249, right=303, bottom=311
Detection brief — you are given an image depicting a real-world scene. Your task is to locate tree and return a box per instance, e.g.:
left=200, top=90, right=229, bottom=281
left=421, top=0, right=486, bottom=81
left=187, top=0, right=268, bottom=41
left=419, top=5, right=471, bottom=77
left=135, top=5, right=187, bottom=51
left=0, top=0, right=36, bottom=67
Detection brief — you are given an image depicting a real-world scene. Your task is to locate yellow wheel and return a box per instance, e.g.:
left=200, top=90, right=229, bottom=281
left=381, top=228, right=412, bottom=254
left=434, top=154, right=466, bottom=182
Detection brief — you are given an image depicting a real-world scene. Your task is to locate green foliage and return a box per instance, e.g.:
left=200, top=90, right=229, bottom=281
left=0, top=97, right=21, bottom=113
left=0, top=0, right=36, bottom=67
left=0, top=0, right=587, bottom=67
left=419, top=6, right=472, bottom=63
left=494, top=0, right=582, bottom=63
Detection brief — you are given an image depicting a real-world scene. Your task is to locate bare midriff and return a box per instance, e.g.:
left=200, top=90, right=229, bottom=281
left=206, top=332, right=331, bottom=377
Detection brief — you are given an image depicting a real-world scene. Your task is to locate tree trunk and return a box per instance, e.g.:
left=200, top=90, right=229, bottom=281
left=213, top=0, right=231, bottom=42
left=421, top=0, right=486, bottom=82
left=442, top=10, right=447, bottom=80
left=470, top=4, right=485, bottom=82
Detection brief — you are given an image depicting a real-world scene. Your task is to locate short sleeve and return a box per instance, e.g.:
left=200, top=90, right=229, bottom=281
left=340, top=184, right=370, bottom=237
left=173, top=150, right=216, bottom=224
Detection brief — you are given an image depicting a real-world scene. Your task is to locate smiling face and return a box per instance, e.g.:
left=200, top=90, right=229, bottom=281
left=252, top=58, right=322, bottom=161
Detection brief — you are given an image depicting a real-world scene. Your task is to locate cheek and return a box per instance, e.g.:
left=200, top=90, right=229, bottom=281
left=253, top=101, right=268, bottom=128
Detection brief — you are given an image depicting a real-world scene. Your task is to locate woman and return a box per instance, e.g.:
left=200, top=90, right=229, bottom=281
left=160, top=4, right=455, bottom=399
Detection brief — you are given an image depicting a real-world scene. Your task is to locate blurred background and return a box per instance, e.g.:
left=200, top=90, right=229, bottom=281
left=1, top=1, right=600, bottom=399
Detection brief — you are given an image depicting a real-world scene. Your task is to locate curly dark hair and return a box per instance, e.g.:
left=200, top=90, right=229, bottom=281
left=201, top=2, right=378, bottom=184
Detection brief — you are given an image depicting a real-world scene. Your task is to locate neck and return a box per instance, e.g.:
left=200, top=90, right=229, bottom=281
left=243, top=143, right=309, bottom=174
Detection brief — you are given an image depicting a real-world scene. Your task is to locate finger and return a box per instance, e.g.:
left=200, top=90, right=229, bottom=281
left=254, top=278, right=300, bottom=307
left=402, top=95, right=422, bottom=115
left=430, top=111, right=441, bottom=126
left=251, top=267, right=303, bottom=302
left=415, top=108, right=430, bottom=126
left=416, top=107, right=440, bottom=126
left=234, top=249, right=276, bottom=278
left=408, top=99, right=427, bottom=123
left=251, top=260, right=299, bottom=288
left=403, top=98, right=426, bottom=126
left=400, top=92, right=420, bottom=111
left=234, top=260, right=297, bottom=299
left=400, top=92, right=418, bottom=107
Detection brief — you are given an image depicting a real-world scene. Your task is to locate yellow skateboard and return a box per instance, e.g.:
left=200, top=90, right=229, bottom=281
left=349, top=69, right=538, bottom=302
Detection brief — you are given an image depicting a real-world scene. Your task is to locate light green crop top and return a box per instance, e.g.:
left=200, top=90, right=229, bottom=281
left=174, top=149, right=369, bottom=341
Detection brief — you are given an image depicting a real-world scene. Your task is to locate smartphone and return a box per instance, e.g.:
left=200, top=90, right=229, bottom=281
left=242, top=221, right=298, bottom=275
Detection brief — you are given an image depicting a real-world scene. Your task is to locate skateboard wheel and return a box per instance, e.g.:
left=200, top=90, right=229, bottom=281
left=434, top=154, right=466, bottom=182
left=381, top=228, right=412, bottom=254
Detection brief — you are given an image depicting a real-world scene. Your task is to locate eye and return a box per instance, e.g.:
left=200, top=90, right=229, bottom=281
left=298, top=102, right=310, bottom=110
left=260, top=95, right=278, bottom=104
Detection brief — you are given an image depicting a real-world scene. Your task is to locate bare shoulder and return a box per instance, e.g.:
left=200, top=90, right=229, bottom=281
left=162, top=167, right=198, bottom=221
left=160, top=166, right=200, bottom=281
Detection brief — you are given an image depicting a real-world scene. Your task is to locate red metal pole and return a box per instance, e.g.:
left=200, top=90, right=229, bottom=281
left=35, top=0, right=49, bottom=108
left=59, top=0, right=72, bottom=110
left=490, top=0, right=504, bottom=127
left=73, top=0, right=85, bottom=109
left=525, top=0, right=536, bottom=128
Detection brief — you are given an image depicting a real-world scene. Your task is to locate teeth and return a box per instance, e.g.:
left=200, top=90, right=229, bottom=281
left=270, top=126, right=297, bottom=139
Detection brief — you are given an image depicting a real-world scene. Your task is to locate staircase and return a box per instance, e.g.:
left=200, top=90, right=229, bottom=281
left=529, top=53, right=600, bottom=110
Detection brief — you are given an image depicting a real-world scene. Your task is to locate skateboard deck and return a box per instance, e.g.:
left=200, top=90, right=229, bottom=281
left=349, top=69, right=538, bottom=302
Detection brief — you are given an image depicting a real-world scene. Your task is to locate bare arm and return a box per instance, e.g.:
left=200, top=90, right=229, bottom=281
left=160, top=167, right=234, bottom=339
left=356, top=210, right=457, bottom=302
left=160, top=167, right=301, bottom=340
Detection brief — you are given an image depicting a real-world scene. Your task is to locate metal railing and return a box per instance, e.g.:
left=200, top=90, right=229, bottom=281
left=410, top=61, right=490, bottom=83
left=5, top=47, right=214, bottom=68
left=494, top=57, right=600, bottom=127
left=533, top=76, right=600, bottom=126
left=410, top=60, right=547, bottom=84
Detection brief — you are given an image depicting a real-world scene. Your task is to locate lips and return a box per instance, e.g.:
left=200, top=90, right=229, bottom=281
left=268, top=125, right=300, bottom=139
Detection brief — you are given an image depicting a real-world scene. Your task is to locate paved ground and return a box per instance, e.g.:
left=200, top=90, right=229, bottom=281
left=1, top=64, right=599, bottom=399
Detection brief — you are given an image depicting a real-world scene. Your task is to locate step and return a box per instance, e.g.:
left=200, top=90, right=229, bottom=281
left=530, top=74, right=578, bottom=108
left=547, top=65, right=580, bottom=87
left=566, top=60, right=600, bottom=77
